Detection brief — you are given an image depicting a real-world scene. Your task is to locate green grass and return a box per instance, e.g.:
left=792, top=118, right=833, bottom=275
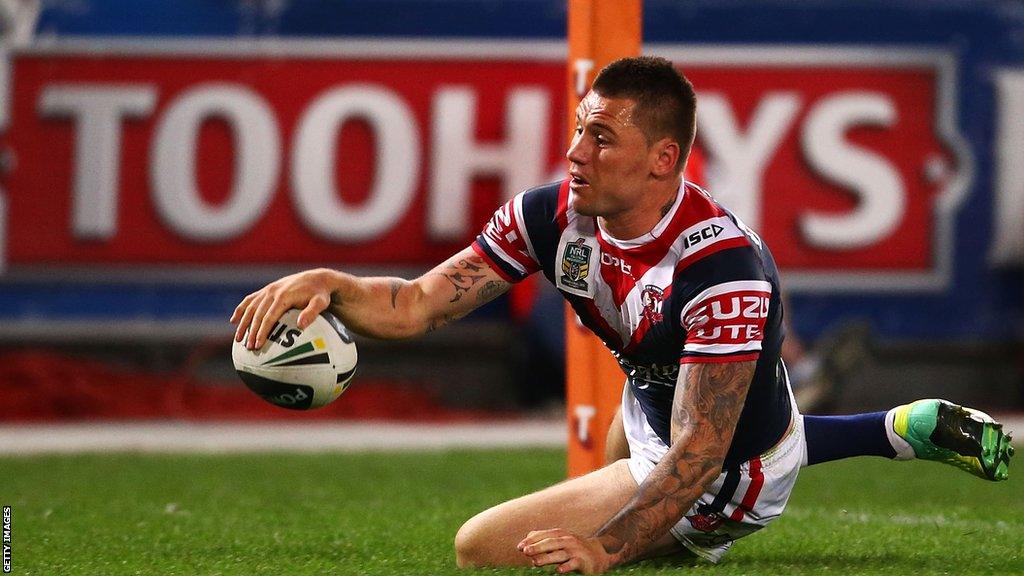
left=2, top=450, right=1021, bottom=575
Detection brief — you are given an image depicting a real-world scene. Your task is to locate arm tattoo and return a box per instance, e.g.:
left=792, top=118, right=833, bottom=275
left=476, top=280, right=509, bottom=304
left=594, top=361, right=755, bottom=564
left=431, top=257, right=489, bottom=303
left=389, top=279, right=403, bottom=309
left=426, top=313, right=457, bottom=333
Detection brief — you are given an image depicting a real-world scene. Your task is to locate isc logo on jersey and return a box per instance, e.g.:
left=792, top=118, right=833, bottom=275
left=683, top=223, right=725, bottom=249
left=683, top=288, right=770, bottom=344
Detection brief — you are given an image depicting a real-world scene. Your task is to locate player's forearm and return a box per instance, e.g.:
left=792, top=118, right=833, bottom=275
left=594, top=361, right=755, bottom=567
left=325, top=251, right=510, bottom=339
left=324, top=271, right=432, bottom=340
left=593, top=426, right=725, bottom=566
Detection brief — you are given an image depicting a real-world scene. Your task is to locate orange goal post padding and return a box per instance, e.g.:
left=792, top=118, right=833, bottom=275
left=562, top=1, right=707, bottom=477
left=564, top=0, right=641, bottom=477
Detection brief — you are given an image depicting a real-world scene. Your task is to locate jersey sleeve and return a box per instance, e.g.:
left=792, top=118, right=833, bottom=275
left=675, top=239, right=774, bottom=364
left=678, top=280, right=772, bottom=364
left=472, top=191, right=542, bottom=283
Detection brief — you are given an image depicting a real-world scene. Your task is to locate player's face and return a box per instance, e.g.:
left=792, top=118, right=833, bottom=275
left=566, top=91, right=656, bottom=218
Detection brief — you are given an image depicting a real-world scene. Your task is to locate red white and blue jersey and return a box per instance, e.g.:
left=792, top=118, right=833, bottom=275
left=473, top=179, right=791, bottom=468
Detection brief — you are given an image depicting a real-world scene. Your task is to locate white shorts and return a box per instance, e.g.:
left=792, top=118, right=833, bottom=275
left=622, top=384, right=804, bottom=563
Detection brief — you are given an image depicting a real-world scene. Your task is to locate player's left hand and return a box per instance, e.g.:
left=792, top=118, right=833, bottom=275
left=518, top=528, right=613, bottom=574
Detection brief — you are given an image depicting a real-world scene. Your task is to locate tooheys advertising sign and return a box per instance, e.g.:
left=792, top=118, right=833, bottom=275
left=0, top=41, right=969, bottom=291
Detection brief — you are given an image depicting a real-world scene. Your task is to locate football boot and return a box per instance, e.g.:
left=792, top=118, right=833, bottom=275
left=892, top=399, right=1013, bottom=481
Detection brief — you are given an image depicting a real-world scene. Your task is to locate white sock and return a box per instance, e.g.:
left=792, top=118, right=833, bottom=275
left=885, top=407, right=916, bottom=461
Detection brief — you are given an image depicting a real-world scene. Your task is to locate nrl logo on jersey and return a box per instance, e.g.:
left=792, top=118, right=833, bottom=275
left=640, top=285, right=665, bottom=323
left=561, top=238, right=592, bottom=290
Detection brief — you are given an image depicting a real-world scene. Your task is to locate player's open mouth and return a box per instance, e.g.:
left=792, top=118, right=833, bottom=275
left=570, top=174, right=589, bottom=188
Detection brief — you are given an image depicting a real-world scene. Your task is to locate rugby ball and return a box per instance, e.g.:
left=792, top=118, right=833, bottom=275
left=232, top=309, right=357, bottom=410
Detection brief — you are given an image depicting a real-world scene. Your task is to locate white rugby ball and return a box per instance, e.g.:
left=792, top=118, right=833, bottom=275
left=232, top=309, right=357, bottom=410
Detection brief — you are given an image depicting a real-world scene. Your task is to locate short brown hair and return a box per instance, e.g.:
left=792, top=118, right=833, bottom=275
left=592, top=56, right=697, bottom=170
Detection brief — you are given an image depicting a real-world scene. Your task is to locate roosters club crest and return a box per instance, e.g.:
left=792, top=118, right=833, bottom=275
left=560, top=238, right=592, bottom=291
left=640, top=285, right=665, bottom=323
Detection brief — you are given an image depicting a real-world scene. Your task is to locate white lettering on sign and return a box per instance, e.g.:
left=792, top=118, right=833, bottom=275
left=292, top=84, right=420, bottom=241
left=15, top=44, right=970, bottom=292
left=992, top=69, right=1024, bottom=267
left=697, top=92, right=800, bottom=231
left=0, top=0, right=41, bottom=47
left=800, top=92, right=904, bottom=249
left=152, top=84, right=280, bottom=241
left=574, top=404, right=596, bottom=445
left=429, top=87, right=549, bottom=240
left=39, top=85, right=157, bottom=239
left=700, top=90, right=907, bottom=252
left=30, top=84, right=930, bottom=255
left=573, top=59, right=594, bottom=97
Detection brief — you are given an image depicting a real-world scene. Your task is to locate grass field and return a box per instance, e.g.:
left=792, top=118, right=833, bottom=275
left=2, top=449, right=1021, bottom=575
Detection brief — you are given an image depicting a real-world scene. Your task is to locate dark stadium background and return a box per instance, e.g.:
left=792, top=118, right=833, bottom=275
left=0, top=0, right=1021, bottom=424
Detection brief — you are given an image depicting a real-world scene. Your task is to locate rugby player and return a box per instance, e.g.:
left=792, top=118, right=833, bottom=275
left=231, top=56, right=1014, bottom=573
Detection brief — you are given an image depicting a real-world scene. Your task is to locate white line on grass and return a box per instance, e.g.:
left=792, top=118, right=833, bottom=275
left=0, top=415, right=1018, bottom=456
left=783, top=508, right=1014, bottom=532
left=0, top=420, right=567, bottom=455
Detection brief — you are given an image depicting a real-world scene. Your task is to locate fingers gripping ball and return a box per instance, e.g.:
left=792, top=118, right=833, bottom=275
left=232, top=310, right=357, bottom=410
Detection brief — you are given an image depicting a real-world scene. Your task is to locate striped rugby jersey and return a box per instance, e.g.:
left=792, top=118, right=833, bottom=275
left=473, top=179, right=791, bottom=468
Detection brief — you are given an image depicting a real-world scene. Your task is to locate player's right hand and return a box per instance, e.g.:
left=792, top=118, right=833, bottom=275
left=230, top=268, right=337, bottom=350
left=518, top=529, right=613, bottom=574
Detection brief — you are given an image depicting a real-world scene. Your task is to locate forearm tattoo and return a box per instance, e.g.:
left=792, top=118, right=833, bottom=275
left=595, top=361, right=755, bottom=564
left=420, top=256, right=510, bottom=333
left=426, top=313, right=457, bottom=333
left=476, top=280, right=507, bottom=305
left=432, top=257, right=489, bottom=303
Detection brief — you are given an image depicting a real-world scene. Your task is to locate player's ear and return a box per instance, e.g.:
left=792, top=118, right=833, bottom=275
left=650, top=138, right=681, bottom=177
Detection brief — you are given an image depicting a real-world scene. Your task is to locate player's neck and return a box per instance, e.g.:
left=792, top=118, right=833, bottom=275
left=599, top=178, right=682, bottom=241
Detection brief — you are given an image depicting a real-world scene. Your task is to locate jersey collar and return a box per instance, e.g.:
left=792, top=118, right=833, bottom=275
left=596, top=179, right=687, bottom=249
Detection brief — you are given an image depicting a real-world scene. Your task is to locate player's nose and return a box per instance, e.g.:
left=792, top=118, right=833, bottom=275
left=566, top=135, right=587, bottom=164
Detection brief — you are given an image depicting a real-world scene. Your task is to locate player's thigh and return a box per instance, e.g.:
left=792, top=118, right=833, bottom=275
left=605, top=407, right=630, bottom=465
left=455, top=459, right=636, bottom=567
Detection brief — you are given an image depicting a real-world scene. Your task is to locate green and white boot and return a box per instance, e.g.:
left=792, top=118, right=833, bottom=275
left=889, top=399, right=1014, bottom=481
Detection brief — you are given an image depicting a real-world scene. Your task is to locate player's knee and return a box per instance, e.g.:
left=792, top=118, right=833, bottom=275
left=453, top=516, right=487, bottom=568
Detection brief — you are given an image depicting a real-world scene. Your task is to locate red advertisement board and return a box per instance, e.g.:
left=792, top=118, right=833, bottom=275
left=0, top=41, right=969, bottom=291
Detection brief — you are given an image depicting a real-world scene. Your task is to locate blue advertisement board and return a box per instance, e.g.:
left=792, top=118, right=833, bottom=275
left=1, top=0, right=1020, bottom=343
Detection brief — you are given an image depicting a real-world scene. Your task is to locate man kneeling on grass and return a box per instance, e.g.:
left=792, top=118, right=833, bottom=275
left=232, top=56, right=1014, bottom=574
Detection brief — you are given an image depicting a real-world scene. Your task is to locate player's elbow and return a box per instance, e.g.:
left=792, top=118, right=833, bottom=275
left=395, top=281, right=438, bottom=338
left=671, top=439, right=726, bottom=491
left=698, top=459, right=724, bottom=489
left=692, top=448, right=729, bottom=492
left=371, top=282, right=434, bottom=339
left=348, top=314, right=420, bottom=340
left=382, top=316, right=430, bottom=340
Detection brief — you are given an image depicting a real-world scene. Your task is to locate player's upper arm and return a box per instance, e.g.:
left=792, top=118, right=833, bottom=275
left=678, top=280, right=772, bottom=365
left=670, top=271, right=768, bottom=457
